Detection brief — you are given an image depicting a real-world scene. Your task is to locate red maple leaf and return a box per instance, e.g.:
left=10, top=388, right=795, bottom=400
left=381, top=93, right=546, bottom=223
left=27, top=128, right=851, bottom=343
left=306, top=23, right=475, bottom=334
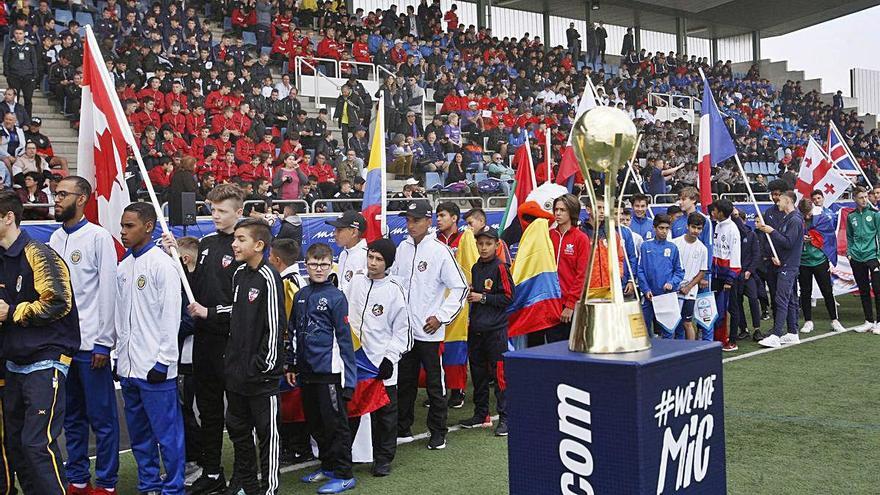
left=93, top=129, right=118, bottom=201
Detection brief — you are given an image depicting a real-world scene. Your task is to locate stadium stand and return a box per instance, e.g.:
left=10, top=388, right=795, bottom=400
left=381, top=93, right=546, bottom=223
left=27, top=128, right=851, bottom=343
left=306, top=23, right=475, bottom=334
left=0, top=0, right=878, bottom=215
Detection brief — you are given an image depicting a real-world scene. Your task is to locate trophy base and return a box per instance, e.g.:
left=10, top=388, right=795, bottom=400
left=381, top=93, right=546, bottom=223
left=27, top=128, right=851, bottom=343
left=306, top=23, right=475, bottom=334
left=569, top=299, right=652, bottom=353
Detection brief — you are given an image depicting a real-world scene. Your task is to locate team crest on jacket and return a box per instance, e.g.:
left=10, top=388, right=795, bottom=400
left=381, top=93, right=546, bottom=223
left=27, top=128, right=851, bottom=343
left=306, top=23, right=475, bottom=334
left=345, top=270, right=353, bottom=281
left=222, top=255, right=233, bottom=268
left=317, top=297, right=328, bottom=311
left=418, top=261, right=428, bottom=272
left=15, top=275, right=22, bottom=292
left=564, top=243, right=574, bottom=255
left=70, top=250, right=82, bottom=264
left=371, top=303, right=384, bottom=316
left=248, top=288, right=260, bottom=302
left=136, top=275, right=147, bottom=290
left=484, top=278, right=493, bottom=291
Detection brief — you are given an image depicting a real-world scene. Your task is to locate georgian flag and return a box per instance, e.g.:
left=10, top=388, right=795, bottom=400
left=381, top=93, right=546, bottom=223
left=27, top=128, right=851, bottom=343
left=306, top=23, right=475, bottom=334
left=77, top=25, right=132, bottom=258
left=795, top=137, right=850, bottom=205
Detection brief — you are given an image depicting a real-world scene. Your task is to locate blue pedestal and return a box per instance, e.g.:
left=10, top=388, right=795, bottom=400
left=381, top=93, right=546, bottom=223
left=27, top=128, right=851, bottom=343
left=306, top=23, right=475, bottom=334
left=505, top=339, right=726, bottom=494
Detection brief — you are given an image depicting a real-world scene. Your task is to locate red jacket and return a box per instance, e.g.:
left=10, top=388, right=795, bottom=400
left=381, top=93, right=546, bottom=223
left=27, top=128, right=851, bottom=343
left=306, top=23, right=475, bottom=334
left=228, top=112, right=252, bottom=135
left=190, top=136, right=210, bottom=159
left=280, top=139, right=304, bottom=159
left=214, top=161, right=239, bottom=183
left=271, top=37, right=292, bottom=57
left=211, top=114, right=231, bottom=135
left=185, top=113, right=207, bottom=138
left=138, top=88, right=166, bottom=113
left=212, top=137, right=233, bottom=156
left=131, top=110, right=161, bottom=134
left=235, top=139, right=257, bottom=164
left=148, top=166, right=173, bottom=188
left=255, top=141, right=276, bottom=158
left=316, top=37, right=343, bottom=60
left=352, top=41, right=371, bottom=63
left=162, top=137, right=190, bottom=156
left=549, top=226, right=590, bottom=310
left=161, top=112, right=186, bottom=135
left=311, top=162, right=336, bottom=183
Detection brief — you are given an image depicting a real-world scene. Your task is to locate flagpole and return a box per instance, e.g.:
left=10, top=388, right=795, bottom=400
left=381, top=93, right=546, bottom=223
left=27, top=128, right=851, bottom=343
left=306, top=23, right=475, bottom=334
left=831, top=120, right=873, bottom=188
left=546, top=128, right=552, bottom=182
left=524, top=129, right=537, bottom=187
left=81, top=26, right=195, bottom=304
left=378, top=94, right=388, bottom=237
left=698, top=68, right=778, bottom=260
left=819, top=139, right=857, bottom=188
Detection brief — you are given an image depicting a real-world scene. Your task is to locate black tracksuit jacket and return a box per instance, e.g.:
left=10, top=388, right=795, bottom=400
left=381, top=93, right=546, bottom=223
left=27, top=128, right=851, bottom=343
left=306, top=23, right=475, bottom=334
left=193, top=231, right=241, bottom=337
left=468, top=256, right=515, bottom=333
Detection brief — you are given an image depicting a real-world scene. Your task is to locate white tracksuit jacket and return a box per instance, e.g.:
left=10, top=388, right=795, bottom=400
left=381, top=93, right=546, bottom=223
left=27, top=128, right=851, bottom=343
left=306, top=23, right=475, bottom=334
left=115, top=244, right=182, bottom=380
left=347, top=273, right=412, bottom=386
left=49, top=218, right=118, bottom=353
left=390, top=234, right=467, bottom=342
left=336, top=238, right=368, bottom=296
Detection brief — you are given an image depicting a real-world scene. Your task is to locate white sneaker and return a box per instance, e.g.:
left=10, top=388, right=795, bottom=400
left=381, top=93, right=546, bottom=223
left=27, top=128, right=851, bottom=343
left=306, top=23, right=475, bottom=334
left=800, top=321, right=814, bottom=334
left=758, top=334, right=782, bottom=348
left=873, top=323, right=880, bottom=335
left=831, top=320, right=846, bottom=332
left=779, top=333, right=801, bottom=345
left=854, top=321, right=874, bottom=333
left=184, top=462, right=202, bottom=486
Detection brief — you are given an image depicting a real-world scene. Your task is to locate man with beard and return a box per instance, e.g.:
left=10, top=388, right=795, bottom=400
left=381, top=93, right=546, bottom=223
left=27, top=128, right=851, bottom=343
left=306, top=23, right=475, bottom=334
left=49, top=176, right=120, bottom=494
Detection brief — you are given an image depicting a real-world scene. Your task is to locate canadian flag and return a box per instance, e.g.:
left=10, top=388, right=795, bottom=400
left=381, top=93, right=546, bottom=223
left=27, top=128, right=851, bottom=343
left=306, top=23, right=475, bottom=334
left=77, top=25, right=132, bottom=258
left=795, top=137, right=850, bottom=205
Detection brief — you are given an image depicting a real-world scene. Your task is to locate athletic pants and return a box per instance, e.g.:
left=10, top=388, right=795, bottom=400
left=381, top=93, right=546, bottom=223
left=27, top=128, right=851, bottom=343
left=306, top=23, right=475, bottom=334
left=348, top=385, right=399, bottom=466
left=301, top=382, right=352, bottom=480
left=177, top=365, right=201, bottom=464
left=6, top=75, right=34, bottom=118
left=0, top=385, right=16, bottom=495
left=120, top=377, right=185, bottom=495
left=193, top=333, right=227, bottom=475
left=734, top=276, right=762, bottom=332
left=771, top=267, right=800, bottom=336
left=397, top=340, right=447, bottom=437
left=798, top=261, right=838, bottom=322
left=468, top=329, right=507, bottom=422
left=713, top=281, right=740, bottom=344
left=64, top=354, right=120, bottom=488
left=226, top=391, right=280, bottom=494
left=526, top=321, right=571, bottom=347
left=757, top=265, right=778, bottom=315
left=850, top=258, right=880, bottom=322
left=4, top=367, right=67, bottom=495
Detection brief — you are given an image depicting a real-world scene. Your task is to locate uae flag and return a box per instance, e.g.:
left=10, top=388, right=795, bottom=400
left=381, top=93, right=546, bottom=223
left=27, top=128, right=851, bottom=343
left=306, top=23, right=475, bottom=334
left=77, top=25, right=132, bottom=258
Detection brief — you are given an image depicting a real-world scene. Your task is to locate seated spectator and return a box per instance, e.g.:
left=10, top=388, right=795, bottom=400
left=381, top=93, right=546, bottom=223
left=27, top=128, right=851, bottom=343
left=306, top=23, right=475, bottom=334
left=347, top=125, right=369, bottom=160
left=12, top=141, right=52, bottom=187
left=311, top=152, right=337, bottom=197
left=1, top=89, right=28, bottom=127
left=331, top=179, right=359, bottom=212
left=273, top=153, right=309, bottom=201
left=337, top=149, right=363, bottom=185
left=17, top=171, right=50, bottom=220
left=389, top=133, right=413, bottom=177
left=446, top=152, right=467, bottom=185
left=147, top=156, right=174, bottom=193
left=419, top=130, right=448, bottom=179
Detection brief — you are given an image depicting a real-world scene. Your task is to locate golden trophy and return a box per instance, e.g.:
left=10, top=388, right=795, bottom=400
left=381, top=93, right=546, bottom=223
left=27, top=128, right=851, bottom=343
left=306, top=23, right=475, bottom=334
left=568, top=106, right=651, bottom=353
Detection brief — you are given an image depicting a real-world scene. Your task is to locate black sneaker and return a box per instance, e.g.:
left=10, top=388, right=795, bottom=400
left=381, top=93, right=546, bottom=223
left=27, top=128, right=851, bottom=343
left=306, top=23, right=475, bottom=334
left=737, top=329, right=751, bottom=341
left=371, top=462, right=391, bottom=477
left=448, top=390, right=465, bottom=409
left=494, top=421, right=509, bottom=437
left=422, top=398, right=430, bottom=408
left=458, top=415, right=492, bottom=429
left=427, top=433, right=447, bottom=450
left=752, top=329, right=766, bottom=342
left=761, top=310, right=770, bottom=321
left=397, top=428, right=413, bottom=441
left=186, top=471, right=227, bottom=495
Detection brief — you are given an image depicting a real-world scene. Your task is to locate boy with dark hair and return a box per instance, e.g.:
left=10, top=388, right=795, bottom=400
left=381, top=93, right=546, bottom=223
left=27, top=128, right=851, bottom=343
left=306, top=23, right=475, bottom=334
left=756, top=191, right=804, bottom=347
left=288, top=243, right=357, bottom=494
left=226, top=218, right=285, bottom=494
left=710, top=199, right=743, bottom=351
left=116, top=202, right=184, bottom=495
left=346, top=238, right=411, bottom=477
left=629, top=193, right=654, bottom=241
left=435, top=201, right=461, bottom=248
left=459, top=228, right=514, bottom=436
left=671, top=212, right=708, bottom=340
left=843, top=186, right=880, bottom=334
left=0, top=189, right=80, bottom=495
left=637, top=214, right=684, bottom=337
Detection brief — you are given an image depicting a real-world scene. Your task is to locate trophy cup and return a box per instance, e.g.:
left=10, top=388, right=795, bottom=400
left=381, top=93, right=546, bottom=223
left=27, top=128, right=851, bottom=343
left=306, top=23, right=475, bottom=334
left=568, top=106, right=651, bottom=354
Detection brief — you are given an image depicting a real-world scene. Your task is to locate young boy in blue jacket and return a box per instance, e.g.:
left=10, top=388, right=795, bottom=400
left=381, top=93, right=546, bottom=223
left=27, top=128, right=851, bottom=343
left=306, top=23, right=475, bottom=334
left=286, top=243, right=357, bottom=494
left=637, top=214, right=685, bottom=337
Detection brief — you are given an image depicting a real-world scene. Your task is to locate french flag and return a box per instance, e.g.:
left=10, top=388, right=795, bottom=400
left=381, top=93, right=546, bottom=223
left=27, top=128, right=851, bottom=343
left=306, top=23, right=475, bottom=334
left=697, top=75, right=737, bottom=212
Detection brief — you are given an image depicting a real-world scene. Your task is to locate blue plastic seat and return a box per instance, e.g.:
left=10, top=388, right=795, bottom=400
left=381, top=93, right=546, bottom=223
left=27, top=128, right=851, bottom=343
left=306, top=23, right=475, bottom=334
left=242, top=31, right=257, bottom=46
left=55, top=9, right=73, bottom=26
left=425, top=172, right=442, bottom=190
left=75, top=12, right=94, bottom=28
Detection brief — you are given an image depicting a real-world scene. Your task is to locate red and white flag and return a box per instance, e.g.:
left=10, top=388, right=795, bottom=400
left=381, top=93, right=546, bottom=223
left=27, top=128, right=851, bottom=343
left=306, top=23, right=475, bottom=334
left=796, top=137, right=850, bottom=204
left=77, top=25, right=132, bottom=258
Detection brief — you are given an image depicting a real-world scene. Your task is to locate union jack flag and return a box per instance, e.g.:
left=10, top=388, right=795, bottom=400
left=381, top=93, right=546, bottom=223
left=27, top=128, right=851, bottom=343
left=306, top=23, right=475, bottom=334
left=826, top=122, right=860, bottom=175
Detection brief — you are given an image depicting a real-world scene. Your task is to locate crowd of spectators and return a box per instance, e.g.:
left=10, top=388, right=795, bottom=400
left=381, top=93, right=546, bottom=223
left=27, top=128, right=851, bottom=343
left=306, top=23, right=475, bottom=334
left=0, top=0, right=877, bottom=221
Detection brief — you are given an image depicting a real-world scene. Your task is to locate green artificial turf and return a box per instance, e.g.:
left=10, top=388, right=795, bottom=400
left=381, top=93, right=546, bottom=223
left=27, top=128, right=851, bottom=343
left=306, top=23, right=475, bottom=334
left=105, top=295, right=879, bottom=494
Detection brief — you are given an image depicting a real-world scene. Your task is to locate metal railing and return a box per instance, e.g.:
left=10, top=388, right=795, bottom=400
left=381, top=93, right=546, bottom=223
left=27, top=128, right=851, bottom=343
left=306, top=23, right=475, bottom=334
left=311, top=198, right=362, bottom=212
left=296, top=58, right=341, bottom=110
left=243, top=199, right=310, bottom=213
left=486, top=196, right=508, bottom=208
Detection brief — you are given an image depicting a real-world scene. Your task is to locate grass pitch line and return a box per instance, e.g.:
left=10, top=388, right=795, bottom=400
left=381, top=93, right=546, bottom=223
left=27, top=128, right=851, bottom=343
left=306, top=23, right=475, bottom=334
left=722, top=326, right=854, bottom=364
left=278, top=415, right=503, bottom=475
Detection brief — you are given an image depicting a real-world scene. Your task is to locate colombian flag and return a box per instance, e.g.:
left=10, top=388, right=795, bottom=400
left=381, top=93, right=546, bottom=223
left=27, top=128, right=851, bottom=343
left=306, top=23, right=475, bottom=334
left=443, top=228, right=479, bottom=390
left=362, top=94, right=386, bottom=242
left=507, top=218, right=563, bottom=337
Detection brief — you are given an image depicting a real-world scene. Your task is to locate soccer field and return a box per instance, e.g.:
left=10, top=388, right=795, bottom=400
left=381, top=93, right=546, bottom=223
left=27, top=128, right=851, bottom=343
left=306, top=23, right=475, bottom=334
left=109, top=295, right=879, bottom=494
